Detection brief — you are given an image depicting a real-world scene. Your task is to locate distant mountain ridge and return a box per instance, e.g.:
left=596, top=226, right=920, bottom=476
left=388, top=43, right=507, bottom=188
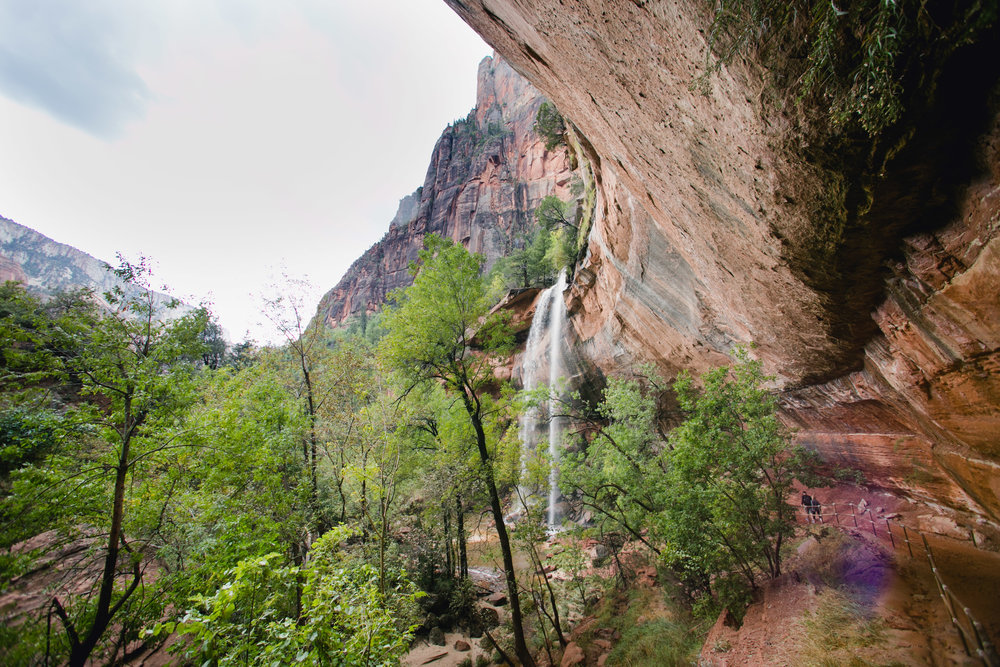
left=0, top=215, right=186, bottom=313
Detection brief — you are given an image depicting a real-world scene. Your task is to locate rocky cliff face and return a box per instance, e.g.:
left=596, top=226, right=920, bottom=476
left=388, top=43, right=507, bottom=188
left=0, top=216, right=185, bottom=313
left=444, top=1, right=1000, bottom=525
left=316, top=56, right=576, bottom=327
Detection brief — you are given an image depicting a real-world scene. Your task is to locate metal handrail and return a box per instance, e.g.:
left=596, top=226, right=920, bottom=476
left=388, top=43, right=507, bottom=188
left=796, top=501, right=998, bottom=666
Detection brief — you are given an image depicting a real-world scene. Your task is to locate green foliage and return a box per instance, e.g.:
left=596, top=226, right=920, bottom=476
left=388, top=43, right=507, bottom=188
left=833, top=466, right=866, bottom=485
left=664, top=348, right=803, bottom=601
left=490, top=195, right=578, bottom=291
left=379, top=234, right=535, bottom=666
left=154, top=362, right=310, bottom=584
left=160, top=528, right=417, bottom=666
left=534, top=102, right=567, bottom=150
left=1, top=264, right=443, bottom=665
left=380, top=234, right=513, bottom=389
left=562, top=349, right=813, bottom=620
left=587, top=586, right=703, bottom=667
left=608, top=617, right=699, bottom=666
left=700, top=0, right=998, bottom=135
left=560, top=370, right=669, bottom=554
left=0, top=268, right=214, bottom=664
left=0, top=408, right=66, bottom=479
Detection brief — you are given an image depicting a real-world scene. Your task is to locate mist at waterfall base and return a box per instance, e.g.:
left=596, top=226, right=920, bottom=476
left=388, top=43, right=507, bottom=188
left=515, top=270, right=570, bottom=531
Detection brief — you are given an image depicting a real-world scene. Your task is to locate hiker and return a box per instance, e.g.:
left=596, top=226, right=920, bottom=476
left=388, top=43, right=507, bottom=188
left=801, top=492, right=814, bottom=523
left=810, top=496, right=822, bottom=523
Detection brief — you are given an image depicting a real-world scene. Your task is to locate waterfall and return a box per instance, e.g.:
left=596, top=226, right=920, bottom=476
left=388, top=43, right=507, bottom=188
left=517, top=269, right=568, bottom=530
left=546, top=269, right=568, bottom=529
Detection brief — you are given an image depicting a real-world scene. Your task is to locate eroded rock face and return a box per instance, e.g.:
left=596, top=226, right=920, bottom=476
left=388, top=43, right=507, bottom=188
left=316, top=55, right=576, bottom=327
left=444, top=1, right=1000, bottom=522
left=783, top=130, right=1000, bottom=519
left=0, top=216, right=185, bottom=314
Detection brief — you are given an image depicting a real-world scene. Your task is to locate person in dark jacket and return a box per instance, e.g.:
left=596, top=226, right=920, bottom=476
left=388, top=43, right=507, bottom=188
left=802, top=492, right=814, bottom=523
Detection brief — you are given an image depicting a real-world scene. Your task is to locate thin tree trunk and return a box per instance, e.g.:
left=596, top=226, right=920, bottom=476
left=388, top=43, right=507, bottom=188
left=300, top=356, right=319, bottom=518
left=530, top=540, right=567, bottom=647
left=443, top=504, right=453, bottom=579
left=65, top=397, right=141, bottom=667
left=456, top=495, right=468, bottom=580
left=360, top=449, right=369, bottom=542
left=463, top=392, right=535, bottom=667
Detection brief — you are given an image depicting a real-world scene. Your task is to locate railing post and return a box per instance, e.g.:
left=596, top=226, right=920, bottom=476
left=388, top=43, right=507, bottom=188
left=969, top=617, right=1000, bottom=667
left=869, top=512, right=878, bottom=537
left=944, top=585, right=973, bottom=657
left=902, top=524, right=913, bottom=558
left=885, top=518, right=895, bottom=548
left=833, top=503, right=840, bottom=526
left=849, top=503, right=858, bottom=528
left=923, top=534, right=972, bottom=658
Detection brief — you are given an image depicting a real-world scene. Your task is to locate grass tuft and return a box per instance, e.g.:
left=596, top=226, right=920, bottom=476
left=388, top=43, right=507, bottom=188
left=791, top=589, right=887, bottom=665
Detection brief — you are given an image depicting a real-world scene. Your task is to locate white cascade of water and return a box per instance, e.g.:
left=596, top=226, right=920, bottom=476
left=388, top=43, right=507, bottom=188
left=515, top=270, right=570, bottom=529
left=517, top=284, right=554, bottom=501
left=546, top=269, right=568, bottom=529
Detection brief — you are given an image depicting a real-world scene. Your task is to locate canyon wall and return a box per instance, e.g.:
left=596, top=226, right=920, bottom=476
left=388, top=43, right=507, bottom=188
left=316, top=56, right=576, bottom=327
left=0, top=216, right=183, bottom=313
left=443, top=1, right=1000, bottom=524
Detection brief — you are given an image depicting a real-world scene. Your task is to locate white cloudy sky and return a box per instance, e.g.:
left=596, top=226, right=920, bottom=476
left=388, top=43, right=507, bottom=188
left=0, top=0, right=491, bottom=342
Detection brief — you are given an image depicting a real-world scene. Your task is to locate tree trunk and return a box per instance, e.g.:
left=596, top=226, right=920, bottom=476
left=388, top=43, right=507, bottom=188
left=66, top=397, right=140, bottom=667
left=443, top=504, right=453, bottom=579
left=456, top=495, right=468, bottom=580
left=530, top=540, right=566, bottom=647
left=360, top=450, right=369, bottom=543
left=463, top=392, right=535, bottom=667
left=300, top=357, right=319, bottom=518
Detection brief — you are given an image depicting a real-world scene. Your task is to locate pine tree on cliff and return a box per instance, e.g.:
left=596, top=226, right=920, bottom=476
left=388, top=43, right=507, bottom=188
left=379, top=234, right=536, bottom=667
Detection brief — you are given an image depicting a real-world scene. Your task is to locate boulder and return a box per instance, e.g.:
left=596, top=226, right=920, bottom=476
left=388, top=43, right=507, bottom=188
left=486, top=591, right=508, bottom=606
left=479, top=606, right=501, bottom=630
left=560, top=642, right=585, bottom=667
left=428, top=627, right=446, bottom=646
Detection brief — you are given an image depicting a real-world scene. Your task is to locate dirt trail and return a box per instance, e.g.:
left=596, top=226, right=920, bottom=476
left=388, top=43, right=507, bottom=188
left=701, top=485, right=1000, bottom=665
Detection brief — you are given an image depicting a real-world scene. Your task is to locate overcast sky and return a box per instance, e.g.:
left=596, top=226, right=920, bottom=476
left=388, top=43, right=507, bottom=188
left=0, top=0, right=491, bottom=342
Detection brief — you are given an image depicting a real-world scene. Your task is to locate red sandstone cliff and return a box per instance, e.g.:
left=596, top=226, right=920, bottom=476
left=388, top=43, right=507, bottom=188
left=444, top=1, right=1000, bottom=526
left=316, top=55, right=576, bottom=327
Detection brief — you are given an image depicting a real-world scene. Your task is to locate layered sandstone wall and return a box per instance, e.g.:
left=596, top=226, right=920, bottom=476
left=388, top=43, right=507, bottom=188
left=444, top=0, right=1000, bottom=523
left=316, top=55, right=576, bottom=327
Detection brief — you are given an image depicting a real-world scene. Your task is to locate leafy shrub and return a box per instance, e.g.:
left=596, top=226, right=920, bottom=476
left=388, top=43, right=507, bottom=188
left=534, top=102, right=566, bottom=150
left=833, top=466, right=866, bottom=485
left=700, top=0, right=998, bottom=135
left=156, top=528, right=418, bottom=666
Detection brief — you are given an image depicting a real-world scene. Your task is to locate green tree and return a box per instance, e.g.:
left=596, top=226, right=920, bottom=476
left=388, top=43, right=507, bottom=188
left=534, top=101, right=567, bottom=150
left=379, top=234, right=536, bottom=666
left=156, top=361, right=311, bottom=589
left=560, top=371, right=671, bottom=555
left=161, top=527, right=417, bottom=666
left=663, top=348, right=803, bottom=615
left=2, top=262, right=210, bottom=666
left=561, top=350, right=810, bottom=618
left=261, top=275, right=328, bottom=529
left=261, top=277, right=370, bottom=533
left=491, top=195, right=578, bottom=291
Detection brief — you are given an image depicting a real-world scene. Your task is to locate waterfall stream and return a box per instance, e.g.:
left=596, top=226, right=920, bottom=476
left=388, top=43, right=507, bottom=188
left=518, top=269, right=569, bottom=530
